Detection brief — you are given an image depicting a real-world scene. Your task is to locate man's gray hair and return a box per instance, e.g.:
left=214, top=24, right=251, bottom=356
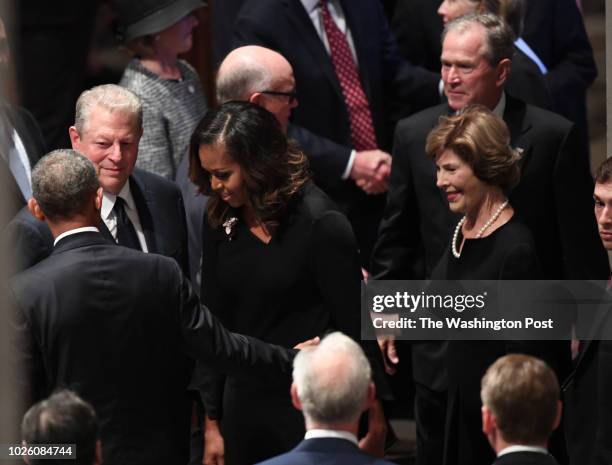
left=443, top=13, right=515, bottom=66
left=32, top=149, right=99, bottom=220
left=293, top=332, right=371, bottom=425
left=216, top=60, right=273, bottom=103
left=74, top=84, right=142, bottom=134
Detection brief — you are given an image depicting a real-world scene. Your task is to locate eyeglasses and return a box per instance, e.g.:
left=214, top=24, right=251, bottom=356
left=259, top=90, right=298, bottom=104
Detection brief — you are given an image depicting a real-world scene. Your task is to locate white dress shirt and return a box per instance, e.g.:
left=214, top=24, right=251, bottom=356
left=101, top=182, right=149, bottom=252
left=498, top=445, right=549, bottom=457
left=8, top=129, right=33, bottom=200
left=304, top=428, right=359, bottom=446
left=54, top=226, right=100, bottom=246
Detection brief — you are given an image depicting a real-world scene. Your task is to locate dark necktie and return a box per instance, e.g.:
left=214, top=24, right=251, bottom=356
left=319, top=0, right=377, bottom=151
left=113, top=197, right=141, bottom=250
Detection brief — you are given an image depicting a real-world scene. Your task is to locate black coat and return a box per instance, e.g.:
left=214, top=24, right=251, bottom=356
left=8, top=231, right=294, bottom=465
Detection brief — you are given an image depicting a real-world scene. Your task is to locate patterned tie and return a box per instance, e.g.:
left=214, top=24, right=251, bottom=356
left=113, top=197, right=141, bottom=250
left=319, top=0, right=377, bottom=151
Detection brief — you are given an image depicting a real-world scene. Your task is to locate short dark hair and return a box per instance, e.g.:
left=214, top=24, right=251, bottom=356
left=21, top=390, right=99, bottom=465
left=31, top=150, right=100, bottom=220
left=188, top=101, right=310, bottom=229
left=426, top=105, right=521, bottom=189
left=595, top=157, right=612, bottom=184
left=481, top=354, right=560, bottom=444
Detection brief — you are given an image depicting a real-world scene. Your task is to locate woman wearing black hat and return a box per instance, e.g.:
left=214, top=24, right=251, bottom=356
left=117, top=0, right=207, bottom=179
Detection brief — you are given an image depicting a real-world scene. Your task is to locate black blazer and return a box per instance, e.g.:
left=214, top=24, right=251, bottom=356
left=255, top=437, right=399, bottom=465
left=8, top=231, right=294, bottom=465
left=0, top=102, right=46, bottom=224
left=3, top=168, right=190, bottom=275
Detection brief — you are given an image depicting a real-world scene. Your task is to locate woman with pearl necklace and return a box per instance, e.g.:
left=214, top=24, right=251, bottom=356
left=426, top=105, right=542, bottom=465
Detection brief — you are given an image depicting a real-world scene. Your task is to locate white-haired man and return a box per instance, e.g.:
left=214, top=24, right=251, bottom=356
left=256, top=332, right=397, bottom=465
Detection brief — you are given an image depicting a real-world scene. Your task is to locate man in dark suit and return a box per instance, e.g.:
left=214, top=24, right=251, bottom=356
left=232, top=0, right=440, bottom=264
left=4, top=84, right=189, bottom=275
left=0, top=17, right=47, bottom=225
left=255, top=332, right=397, bottom=465
left=521, top=0, right=597, bottom=159
left=562, top=157, right=612, bottom=465
left=481, top=354, right=561, bottom=465
left=371, top=13, right=607, bottom=465
left=8, top=149, right=296, bottom=465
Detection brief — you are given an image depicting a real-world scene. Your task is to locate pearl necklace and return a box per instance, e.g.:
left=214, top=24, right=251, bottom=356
left=451, top=199, right=509, bottom=258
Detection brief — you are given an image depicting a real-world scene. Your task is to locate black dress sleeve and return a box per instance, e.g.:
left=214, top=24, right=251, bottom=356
left=189, top=218, right=227, bottom=420
left=310, top=210, right=393, bottom=400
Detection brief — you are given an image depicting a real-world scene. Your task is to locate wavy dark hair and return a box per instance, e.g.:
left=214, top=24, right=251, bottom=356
left=189, top=101, right=310, bottom=229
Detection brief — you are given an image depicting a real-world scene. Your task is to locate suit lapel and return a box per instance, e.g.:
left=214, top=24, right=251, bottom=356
left=129, top=174, right=158, bottom=253
left=7, top=107, right=42, bottom=169
left=282, top=0, right=343, bottom=98
left=504, top=95, right=532, bottom=165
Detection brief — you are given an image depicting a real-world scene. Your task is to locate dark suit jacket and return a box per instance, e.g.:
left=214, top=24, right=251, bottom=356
left=493, top=451, right=559, bottom=465
left=522, top=0, right=596, bottom=155
left=233, top=0, right=440, bottom=262
left=8, top=231, right=294, bottom=465
left=3, top=168, right=189, bottom=275
left=563, top=287, right=612, bottom=465
left=255, top=437, right=399, bottom=465
left=0, top=102, right=46, bottom=225
left=371, top=94, right=609, bottom=390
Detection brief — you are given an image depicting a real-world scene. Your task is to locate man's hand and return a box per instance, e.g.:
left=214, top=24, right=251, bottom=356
left=351, top=150, right=391, bottom=194
left=294, top=336, right=320, bottom=350
left=377, top=336, right=399, bottom=375
left=203, top=417, right=224, bottom=465
left=359, top=400, right=387, bottom=457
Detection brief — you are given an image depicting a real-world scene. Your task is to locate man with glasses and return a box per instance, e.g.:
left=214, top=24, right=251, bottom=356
left=232, top=0, right=441, bottom=266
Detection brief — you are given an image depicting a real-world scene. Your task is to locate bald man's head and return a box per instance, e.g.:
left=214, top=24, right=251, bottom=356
left=216, top=45, right=297, bottom=132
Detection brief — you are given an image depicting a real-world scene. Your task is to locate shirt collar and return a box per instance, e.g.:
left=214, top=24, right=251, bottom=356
left=304, top=429, right=358, bottom=446
left=492, top=92, right=506, bottom=119
left=54, top=226, right=100, bottom=246
left=101, top=181, right=134, bottom=220
left=498, top=445, right=549, bottom=457
left=301, top=0, right=320, bottom=13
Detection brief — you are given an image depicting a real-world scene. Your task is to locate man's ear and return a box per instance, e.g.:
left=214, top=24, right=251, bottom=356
left=27, top=198, right=45, bottom=221
left=481, top=405, right=495, bottom=435
left=68, top=126, right=81, bottom=150
left=363, top=382, right=376, bottom=412
left=290, top=383, right=303, bottom=412
left=249, top=93, right=262, bottom=105
left=552, top=400, right=562, bottom=431
left=94, top=187, right=104, bottom=212
left=496, top=58, right=511, bottom=88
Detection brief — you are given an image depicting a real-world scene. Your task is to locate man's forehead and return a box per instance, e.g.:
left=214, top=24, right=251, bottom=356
left=595, top=182, right=612, bottom=199
left=82, top=107, right=140, bottom=135
left=443, top=25, right=486, bottom=55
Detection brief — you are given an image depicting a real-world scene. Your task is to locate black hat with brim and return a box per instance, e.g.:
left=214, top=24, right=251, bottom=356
left=118, top=0, right=206, bottom=42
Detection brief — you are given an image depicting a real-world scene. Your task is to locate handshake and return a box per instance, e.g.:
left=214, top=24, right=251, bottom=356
left=350, top=149, right=392, bottom=195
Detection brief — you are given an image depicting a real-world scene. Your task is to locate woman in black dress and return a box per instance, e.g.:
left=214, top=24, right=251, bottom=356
left=187, top=102, right=375, bottom=465
left=426, top=105, right=543, bottom=465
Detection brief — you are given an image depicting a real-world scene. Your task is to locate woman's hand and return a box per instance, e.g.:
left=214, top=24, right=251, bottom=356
left=377, top=335, right=399, bottom=375
left=203, top=417, right=224, bottom=465
left=359, top=400, right=388, bottom=457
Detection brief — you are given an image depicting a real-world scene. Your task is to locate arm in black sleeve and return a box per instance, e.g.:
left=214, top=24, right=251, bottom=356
left=311, top=210, right=392, bottom=400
